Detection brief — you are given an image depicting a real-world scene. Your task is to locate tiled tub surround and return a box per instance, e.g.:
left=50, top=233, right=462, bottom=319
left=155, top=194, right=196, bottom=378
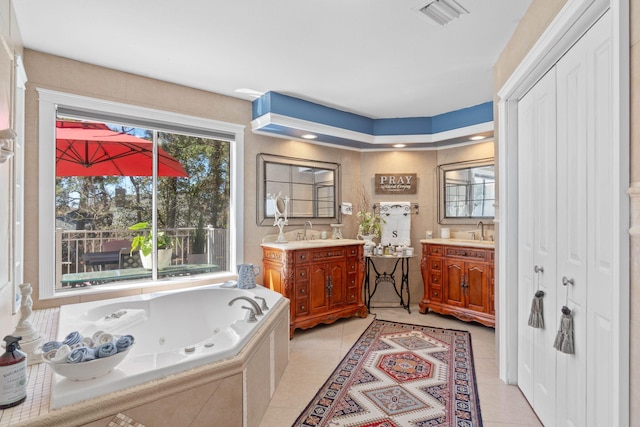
left=0, top=285, right=290, bottom=427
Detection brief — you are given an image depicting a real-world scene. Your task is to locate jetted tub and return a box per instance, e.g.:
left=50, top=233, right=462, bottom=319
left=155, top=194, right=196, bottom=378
left=51, top=284, right=285, bottom=409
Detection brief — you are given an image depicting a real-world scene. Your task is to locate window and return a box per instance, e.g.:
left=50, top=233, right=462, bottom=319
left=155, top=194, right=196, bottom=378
left=38, top=90, right=245, bottom=299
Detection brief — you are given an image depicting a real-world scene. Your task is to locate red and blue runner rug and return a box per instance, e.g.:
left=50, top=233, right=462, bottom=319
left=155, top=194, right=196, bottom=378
left=293, top=319, right=482, bottom=426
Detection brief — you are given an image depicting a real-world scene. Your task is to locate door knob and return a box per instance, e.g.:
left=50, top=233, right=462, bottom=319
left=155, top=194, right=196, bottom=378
left=562, top=276, right=574, bottom=286
left=534, top=265, right=544, bottom=273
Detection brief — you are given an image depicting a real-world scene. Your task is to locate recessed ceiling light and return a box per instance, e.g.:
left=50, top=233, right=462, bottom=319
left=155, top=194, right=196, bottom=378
left=393, top=144, right=406, bottom=148
left=301, top=134, right=317, bottom=140
left=470, top=135, right=486, bottom=141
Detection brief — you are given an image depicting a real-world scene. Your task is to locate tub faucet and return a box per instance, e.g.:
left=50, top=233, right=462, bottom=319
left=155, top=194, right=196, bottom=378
left=229, top=296, right=263, bottom=316
left=303, top=221, right=313, bottom=240
left=477, top=221, right=485, bottom=241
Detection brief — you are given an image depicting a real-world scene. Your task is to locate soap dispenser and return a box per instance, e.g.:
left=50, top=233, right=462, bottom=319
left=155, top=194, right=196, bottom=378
left=0, top=335, right=27, bottom=409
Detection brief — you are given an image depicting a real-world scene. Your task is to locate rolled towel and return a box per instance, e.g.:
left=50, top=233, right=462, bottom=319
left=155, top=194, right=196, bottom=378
left=42, top=340, right=63, bottom=353
left=92, top=330, right=106, bottom=342
left=96, top=342, right=118, bottom=358
left=95, top=333, right=115, bottom=346
left=67, top=346, right=96, bottom=363
left=81, top=336, right=95, bottom=348
left=52, top=344, right=72, bottom=363
left=115, top=335, right=135, bottom=352
left=43, top=349, right=58, bottom=362
left=63, top=331, right=83, bottom=346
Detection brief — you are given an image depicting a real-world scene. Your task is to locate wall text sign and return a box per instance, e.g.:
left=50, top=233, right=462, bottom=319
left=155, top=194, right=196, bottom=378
left=374, top=173, right=417, bottom=194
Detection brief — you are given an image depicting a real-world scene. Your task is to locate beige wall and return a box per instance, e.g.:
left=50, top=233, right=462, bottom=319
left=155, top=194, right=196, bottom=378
left=494, top=0, right=638, bottom=423
left=18, top=50, right=369, bottom=315
left=359, top=142, right=494, bottom=302
left=0, top=0, right=24, bottom=345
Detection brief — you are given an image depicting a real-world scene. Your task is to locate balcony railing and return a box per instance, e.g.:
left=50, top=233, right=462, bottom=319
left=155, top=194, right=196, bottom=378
left=55, top=227, right=229, bottom=287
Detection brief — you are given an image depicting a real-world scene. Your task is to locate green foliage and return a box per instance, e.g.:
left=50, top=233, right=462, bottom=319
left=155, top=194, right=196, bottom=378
left=357, top=211, right=384, bottom=238
left=129, top=221, right=172, bottom=257
left=192, top=215, right=206, bottom=253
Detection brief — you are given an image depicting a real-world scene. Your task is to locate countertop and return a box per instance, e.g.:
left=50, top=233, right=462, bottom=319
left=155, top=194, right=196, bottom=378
left=420, top=238, right=495, bottom=249
left=261, top=238, right=364, bottom=250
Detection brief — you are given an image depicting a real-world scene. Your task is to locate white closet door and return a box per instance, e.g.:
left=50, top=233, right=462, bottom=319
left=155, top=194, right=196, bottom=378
left=556, top=10, right=612, bottom=427
left=583, top=11, right=615, bottom=426
left=517, top=67, right=558, bottom=426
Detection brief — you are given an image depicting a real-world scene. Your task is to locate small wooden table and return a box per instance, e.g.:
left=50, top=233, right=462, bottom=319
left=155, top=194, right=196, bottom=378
left=61, top=264, right=219, bottom=288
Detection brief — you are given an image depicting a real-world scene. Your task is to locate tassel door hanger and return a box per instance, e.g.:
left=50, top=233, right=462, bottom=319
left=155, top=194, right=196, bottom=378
left=553, top=276, right=575, bottom=354
left=528, top=265, right=545, bottom=328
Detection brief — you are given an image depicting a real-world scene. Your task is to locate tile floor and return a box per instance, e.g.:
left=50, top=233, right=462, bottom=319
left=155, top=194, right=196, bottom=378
left=259, top=306, right=542, bottom=427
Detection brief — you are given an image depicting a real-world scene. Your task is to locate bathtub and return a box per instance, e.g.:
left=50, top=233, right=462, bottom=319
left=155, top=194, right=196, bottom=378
left=51, top=284, right=285, bottom=409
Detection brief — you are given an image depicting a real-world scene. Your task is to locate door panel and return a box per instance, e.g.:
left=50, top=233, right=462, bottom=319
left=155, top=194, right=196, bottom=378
left=443, top=261, right=464, bottom=307
left=328, top=262, right=345, bottom=308
left=310, top=265, right=329, bottom=313
left=466, top=262, right=487, bottom=313
left=517, top=67, right=558, bottom=425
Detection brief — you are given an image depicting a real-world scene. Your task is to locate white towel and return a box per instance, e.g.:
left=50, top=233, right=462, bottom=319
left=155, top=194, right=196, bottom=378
left=380, top=202, right=412, bottom=246
left=94, top=308, right=147, bottom=334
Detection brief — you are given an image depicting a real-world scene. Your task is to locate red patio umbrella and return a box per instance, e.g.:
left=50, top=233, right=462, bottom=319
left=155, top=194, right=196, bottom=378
left=55, top=120, right=188, bottom=177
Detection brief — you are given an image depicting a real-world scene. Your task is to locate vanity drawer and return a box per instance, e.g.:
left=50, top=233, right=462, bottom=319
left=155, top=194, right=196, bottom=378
left=346, top=272, right=358, bottom=288
left=444, top=246, right=488, bottom=261
left=429, top=286, right=443, bottom=302
left=346, top=285, right=357, bottom=303
left=346, top=245, right=359, bottom=258
left=430, top=272, right=441, bottom=285
left=296, top=282, right=309, bottom=298
left=296, top=267, right=310, bottom=281
left=427, top=244, right=443, bottom=256
left=429, top=259, right=442, bottom=271
left=295, top=298, right=309, bottom=316
left=295, top=251, right=310, bottom=264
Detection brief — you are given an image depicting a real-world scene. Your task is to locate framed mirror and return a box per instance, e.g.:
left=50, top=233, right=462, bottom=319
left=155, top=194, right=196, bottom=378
left=438, top=158, right=495, bottom=224
left=257, top=154, right=341, bottom=226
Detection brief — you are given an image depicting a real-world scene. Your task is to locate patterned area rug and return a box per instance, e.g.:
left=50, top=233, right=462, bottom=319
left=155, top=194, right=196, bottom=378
left=293, top=319, right=482, bottom=426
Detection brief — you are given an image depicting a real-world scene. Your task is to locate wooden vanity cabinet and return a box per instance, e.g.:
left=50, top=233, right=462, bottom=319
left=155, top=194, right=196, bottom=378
left=262, top=244, right=368, bottom=337
left=420, top=243, right=495, bottom=328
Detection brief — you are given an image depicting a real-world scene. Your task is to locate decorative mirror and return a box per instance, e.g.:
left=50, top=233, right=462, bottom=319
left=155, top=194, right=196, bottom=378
left=257, top=154, right=341, bottom=226
left=437, top=158, right=495, bottom=224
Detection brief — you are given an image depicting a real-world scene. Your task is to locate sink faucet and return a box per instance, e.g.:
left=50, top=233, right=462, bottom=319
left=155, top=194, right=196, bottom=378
left=477, top=221, right=485, bottom=241
left=229, top=296, right=263, bottom=316
left=303, top=221, right=313, bottom=240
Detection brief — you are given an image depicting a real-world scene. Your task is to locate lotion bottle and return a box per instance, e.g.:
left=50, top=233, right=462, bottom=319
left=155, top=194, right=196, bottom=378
left=0, top=335, right=27, bottom=409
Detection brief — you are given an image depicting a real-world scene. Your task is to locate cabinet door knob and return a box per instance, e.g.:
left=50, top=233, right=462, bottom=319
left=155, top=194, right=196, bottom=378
left=534, top=265, right=544, bottom=273
left=562, top=276, right=574, bottom=286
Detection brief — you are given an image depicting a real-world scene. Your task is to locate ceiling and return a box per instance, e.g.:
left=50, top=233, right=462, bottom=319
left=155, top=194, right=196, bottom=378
left=13, top=0, right=531, bottom=121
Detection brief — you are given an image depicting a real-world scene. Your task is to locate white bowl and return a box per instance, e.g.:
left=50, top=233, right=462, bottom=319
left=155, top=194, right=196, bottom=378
left=47, top=346, right=132, bottom=381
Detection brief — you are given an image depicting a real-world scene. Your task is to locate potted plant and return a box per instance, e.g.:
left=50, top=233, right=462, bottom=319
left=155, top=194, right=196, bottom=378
left=129, top=221, right=173, bottom=269
left=188, top=215, right=208, bottom=264
left=355, top=184, right=384, bottom=247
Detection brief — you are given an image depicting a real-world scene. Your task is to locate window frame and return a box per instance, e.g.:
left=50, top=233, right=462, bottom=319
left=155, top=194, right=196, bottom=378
left=37, top=89, right=245, bottom=299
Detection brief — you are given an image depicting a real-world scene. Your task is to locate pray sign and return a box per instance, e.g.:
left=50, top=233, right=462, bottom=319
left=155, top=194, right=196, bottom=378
left=374, top=173, right=417, bottom=194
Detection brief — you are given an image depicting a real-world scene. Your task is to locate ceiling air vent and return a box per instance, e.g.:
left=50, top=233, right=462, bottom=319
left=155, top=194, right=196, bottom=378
left=415, top=0, right=469, bottom=26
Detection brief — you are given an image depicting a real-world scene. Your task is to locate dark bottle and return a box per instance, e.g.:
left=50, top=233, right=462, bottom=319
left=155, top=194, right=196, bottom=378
left=0, top=335, right=27, bottom=409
